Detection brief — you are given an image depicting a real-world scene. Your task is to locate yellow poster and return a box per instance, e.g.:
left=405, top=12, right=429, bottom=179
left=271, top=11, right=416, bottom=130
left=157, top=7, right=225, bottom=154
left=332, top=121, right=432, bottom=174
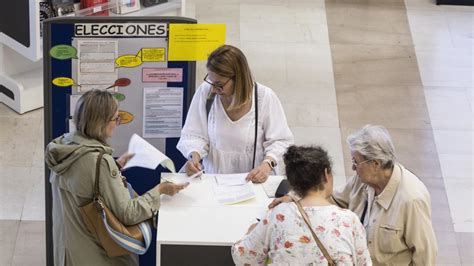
left=168, top=24, right=226, bottom=61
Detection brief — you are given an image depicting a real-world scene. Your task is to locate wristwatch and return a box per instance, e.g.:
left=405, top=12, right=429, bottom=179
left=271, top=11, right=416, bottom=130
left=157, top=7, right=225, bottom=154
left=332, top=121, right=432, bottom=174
left=263, top=159, right=277, bottom=170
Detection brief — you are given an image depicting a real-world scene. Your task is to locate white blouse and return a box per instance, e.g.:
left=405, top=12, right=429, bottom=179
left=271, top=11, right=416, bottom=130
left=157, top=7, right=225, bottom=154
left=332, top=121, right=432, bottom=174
left=177, top=82, right=294, bottom=174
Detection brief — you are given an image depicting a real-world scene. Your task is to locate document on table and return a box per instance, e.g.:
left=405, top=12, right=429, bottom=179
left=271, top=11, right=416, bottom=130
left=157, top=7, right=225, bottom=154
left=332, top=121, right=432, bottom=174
left=214, top=182, right=256, bottom=205
left=123, top=134, right=176, bottom=173
left=214, top=173, right=247, bottom=186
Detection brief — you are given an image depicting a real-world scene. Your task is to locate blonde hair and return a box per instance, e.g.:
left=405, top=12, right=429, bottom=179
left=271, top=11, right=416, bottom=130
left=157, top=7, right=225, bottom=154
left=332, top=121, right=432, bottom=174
left=73, top=90, right=118, bottom=144
left=206, top=45, right=254, bottom=110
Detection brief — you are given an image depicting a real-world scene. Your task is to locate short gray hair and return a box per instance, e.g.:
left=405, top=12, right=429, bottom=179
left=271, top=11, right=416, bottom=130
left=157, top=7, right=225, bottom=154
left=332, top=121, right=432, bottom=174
left=347, top=125, right=396, bottom=169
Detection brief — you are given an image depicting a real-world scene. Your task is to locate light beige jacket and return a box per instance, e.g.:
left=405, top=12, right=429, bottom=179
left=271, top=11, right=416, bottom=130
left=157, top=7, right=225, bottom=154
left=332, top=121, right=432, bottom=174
left=45, top=132, right=161, bottom=266
left=331, top=163, right=438, bottom=265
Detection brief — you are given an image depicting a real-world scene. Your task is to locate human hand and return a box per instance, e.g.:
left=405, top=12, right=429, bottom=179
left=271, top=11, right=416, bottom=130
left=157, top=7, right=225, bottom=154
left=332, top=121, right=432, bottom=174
left=116, top=152, right=135, bottom=169
left=245, top=163, right=271, bottom=183
left=157, top=182, right=189, bottom=196
left=185, top=152, right=202, bottom=176
left=268, top=195, right=292, bottom=209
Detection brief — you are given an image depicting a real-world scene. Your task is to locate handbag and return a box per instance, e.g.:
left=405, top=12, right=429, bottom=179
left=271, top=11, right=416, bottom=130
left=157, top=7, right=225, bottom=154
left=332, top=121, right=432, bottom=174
left=293, top=199, right=336, bottom=266
left=79, top=151, right=152, bottom=257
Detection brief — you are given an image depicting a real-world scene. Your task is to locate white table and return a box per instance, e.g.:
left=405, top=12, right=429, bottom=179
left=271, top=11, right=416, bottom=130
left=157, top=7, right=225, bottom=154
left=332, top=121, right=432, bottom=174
left=156, top=173, right=282, bottom=266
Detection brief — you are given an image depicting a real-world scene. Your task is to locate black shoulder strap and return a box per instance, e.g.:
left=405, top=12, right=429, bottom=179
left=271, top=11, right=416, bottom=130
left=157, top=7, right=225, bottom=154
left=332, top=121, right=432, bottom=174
left=253, top=83, right=258, bottom=168
left=206, top=92, right=215, bottom=119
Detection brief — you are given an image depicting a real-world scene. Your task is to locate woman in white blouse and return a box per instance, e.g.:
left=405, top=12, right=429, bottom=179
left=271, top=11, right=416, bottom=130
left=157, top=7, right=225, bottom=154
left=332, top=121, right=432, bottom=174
left=177, top=45, right=293, bottom=183
left=232, top=146, right=372, bottom=265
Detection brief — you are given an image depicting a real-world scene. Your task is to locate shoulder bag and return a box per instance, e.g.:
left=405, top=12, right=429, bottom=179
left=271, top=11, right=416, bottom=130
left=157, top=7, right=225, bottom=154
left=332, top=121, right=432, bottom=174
left=79, top=151, right=152, bottom=257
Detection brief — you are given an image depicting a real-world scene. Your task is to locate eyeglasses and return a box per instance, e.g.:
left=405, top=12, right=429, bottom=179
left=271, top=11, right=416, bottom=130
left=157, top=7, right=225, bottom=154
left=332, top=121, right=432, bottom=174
left=203, top=74, right=232, bottom=91
left=352, top=158, right=371, bottom=168
left=110, top=115, right=121, bottom=125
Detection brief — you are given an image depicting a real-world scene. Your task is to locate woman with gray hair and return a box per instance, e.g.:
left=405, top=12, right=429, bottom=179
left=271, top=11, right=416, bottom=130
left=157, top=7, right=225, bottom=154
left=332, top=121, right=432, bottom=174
left=270, top=125, right=437, bottom=265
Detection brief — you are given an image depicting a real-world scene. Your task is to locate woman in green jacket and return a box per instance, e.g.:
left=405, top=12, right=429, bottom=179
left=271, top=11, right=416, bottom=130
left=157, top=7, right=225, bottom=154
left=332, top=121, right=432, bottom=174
left=45, top=90, right=187, bottom=266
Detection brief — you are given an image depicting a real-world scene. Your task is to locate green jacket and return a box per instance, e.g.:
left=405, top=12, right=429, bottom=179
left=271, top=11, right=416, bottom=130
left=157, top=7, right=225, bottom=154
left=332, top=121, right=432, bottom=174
left=45, top=132, right=161, bottom=266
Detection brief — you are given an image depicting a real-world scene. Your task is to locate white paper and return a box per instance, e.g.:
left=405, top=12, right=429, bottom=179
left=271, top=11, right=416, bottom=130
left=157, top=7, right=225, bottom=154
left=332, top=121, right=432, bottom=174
left=214, top=173, right=248, bottom=186
left=214, top=182, right=256, bottom=205
left=143, top=87, right=183, bottom=138
left=123, top=134, right=176, bottom=172
left=77, top=39, right=118, bottom=92
left=161, top=173, right=191, bottom=185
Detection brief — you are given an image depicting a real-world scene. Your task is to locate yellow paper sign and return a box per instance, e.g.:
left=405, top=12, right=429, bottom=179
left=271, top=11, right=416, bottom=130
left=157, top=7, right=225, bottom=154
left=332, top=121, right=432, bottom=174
left=141, top=48, right=165, bottom=62
left=168, top=24, right=226, bottom=61
left=52, top=77, right=78, bottom=87
left=118, top=110, right=134, bottom=124
left=115, top=54, right=142, bottom=68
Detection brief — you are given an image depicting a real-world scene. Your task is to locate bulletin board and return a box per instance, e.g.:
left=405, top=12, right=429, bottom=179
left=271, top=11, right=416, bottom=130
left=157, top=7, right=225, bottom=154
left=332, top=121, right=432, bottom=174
left=43, top=16, right=197, bottom=266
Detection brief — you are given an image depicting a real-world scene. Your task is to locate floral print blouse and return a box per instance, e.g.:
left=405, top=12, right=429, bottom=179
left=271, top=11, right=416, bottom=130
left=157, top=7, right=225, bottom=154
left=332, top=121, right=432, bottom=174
left=232, top=203, right=371, bottom=265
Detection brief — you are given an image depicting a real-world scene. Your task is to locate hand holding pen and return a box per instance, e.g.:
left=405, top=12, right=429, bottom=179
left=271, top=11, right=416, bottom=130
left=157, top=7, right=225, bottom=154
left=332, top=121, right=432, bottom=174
left=185, top=151, right=203, bottom=177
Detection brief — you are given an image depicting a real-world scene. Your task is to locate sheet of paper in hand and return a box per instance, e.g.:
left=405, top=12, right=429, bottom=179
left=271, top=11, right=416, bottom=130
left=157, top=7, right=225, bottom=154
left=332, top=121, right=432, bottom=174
left=123, top=134, right=175, bottom=173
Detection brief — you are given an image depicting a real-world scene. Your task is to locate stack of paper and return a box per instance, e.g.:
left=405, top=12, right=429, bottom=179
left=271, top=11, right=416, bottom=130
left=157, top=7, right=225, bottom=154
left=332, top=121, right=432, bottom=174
left=213, top=173, right=256, bottom=205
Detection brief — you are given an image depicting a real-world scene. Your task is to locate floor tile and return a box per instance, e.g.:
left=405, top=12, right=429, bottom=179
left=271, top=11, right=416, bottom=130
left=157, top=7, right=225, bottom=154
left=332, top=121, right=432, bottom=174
left=0, top=116, right=42, bottom=167
left=422, top=177, right=455, bottom=232
left=283, top=103, right=339, bottom=128
left=419, top=67, right=473, bottom=88
left=0, top=166, right=34, bottom=220
left=195, top=3, right=240, bottom=23
left=21, top=167, right=46, bottom=221
left=240, top=41, right=287, bottom=85
left=326, top=2, right=411, bottom=35
left=0, top=220, right=20, bottom=266
left=424, top=88, right=471, bottom=130
left=456, top=232, right=474, bottom=264
left=435, top=230, right=462, bottom=265
left=433, top=130, right=473, bottom=155
left=438, top=154, right=473, bottom=179
left=12, top=221, right=46, bottom=266
left=336, top=85, right=432, bottom=130
left=467, top=87, right=473, bottom=112
left=240, top=4, right=327, bottom=25
left=240, top=22, right=313, bottom=43
left=444, top=178, right=474, bottom=232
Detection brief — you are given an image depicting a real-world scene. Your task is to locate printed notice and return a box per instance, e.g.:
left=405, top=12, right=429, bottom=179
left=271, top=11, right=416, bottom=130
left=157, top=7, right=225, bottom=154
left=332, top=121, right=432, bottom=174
left=143, top=87, right=183, bottom=138
left=142, top=68, right=183, bottom=83
left=168, top=24, right=226, bottom=61
left=77, top=39, right=118, bottom=92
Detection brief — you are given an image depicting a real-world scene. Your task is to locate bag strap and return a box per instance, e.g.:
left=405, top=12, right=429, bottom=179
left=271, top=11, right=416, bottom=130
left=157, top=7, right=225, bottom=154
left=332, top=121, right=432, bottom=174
left=92, top=150, right=152, bottom=254
left=252, top=82, right=258, bottom=169
left=93, top=150, right=106, bottom=200
left=205, top=92, right=215, bottom=119
left=293, top=199, right=336, bottom=266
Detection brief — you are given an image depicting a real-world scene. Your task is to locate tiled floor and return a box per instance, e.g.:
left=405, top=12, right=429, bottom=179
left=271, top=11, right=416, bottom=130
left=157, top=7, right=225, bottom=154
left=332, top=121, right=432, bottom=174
left=0, top=0, right=472, bottom=265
